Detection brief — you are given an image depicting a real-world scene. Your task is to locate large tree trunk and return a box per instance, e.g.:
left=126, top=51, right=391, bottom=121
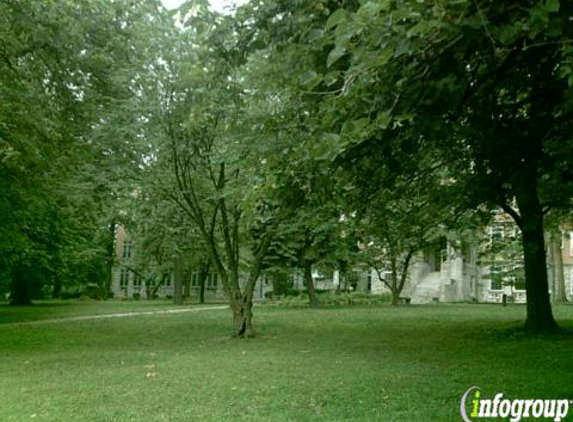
left=390, top=256, right=400, bottom=306
left=270, top=271, right=288, bottom=297
left=226, top=274, right=253, bottom=338
left=198, top=274, right=206, bottom=304
left=52, top=276, right=62, bottom=299
left=229, top=237, right=271, bottom=337
left=183, top=274, right=191, bottom=300
left=173, top=255, right=184, bottom=305
left=390, top=290, right=400, bottom=306
left=223, top=263, right=253, bottom=337
left=386, top=250, right=414, bottom=306
left=231, top=283, right=257, bottom=337
left=551, top=232, right=567, bottom=303
left=514, top=179, right=559, bottom=333
left=145, top=280, right=152, bottom=299
left=10, top=262, right=32, bottom=306
left=103, top=221, right=115, bottom=300
left=303, top=261, right=319, bottom=309
left=231, top=298, right=253, bottom=337
left=203, top=249, right=250, bottom=337
left=198, top=260, right=209, bottom=304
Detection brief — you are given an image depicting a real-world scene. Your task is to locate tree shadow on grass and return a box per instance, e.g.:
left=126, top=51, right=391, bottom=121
left=487, top=323, right=573, bottom=341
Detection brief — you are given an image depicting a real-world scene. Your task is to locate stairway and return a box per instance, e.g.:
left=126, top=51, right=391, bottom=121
left=410, top=271, right=443, bottom=304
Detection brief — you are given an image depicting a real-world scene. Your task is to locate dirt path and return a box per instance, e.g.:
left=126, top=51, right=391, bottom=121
left=2, top=305, right=229, bottom=326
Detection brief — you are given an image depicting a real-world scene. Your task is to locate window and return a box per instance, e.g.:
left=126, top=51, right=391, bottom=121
left=191, top=273, right=198, bottom=287
left=570, top=232, right=573, bottom=256
left=132, top=273, right=142, bottom=294
left=207, top=273, right=218, bottom=288
left=491, top=226, right=504, bottom=244
left=383, top=270, right=393, bottom=283
left=469, top=275, right=477, bottom=293
left=122, top=241, right=132, bottom=260
left=513, top=277, right=526, bottom=291
left=120, top=269, right=130, bottom=288
left=490, top=265, right=503, bottom=291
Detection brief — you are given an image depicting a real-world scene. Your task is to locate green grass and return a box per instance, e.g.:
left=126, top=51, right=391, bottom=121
left=2, top=303, right=573, bottom=421
left=0, top=299, right=220, bottom=324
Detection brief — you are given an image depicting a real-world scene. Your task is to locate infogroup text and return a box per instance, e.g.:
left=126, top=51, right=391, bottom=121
left=460, top=387, right=571, bottom=422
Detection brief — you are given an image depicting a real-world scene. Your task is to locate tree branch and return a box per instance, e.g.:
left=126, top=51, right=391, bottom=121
left=501, top=202, right=522, bottom=229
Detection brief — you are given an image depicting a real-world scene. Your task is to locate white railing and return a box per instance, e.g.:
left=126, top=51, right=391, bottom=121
left=487, top=290, right=527, bottom=303
left=488, top=291, right=503, bottom=303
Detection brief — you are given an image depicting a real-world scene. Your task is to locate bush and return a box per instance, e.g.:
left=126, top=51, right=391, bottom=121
left=83, top=284, right=104, bottom=300
left=265, top=291, right=392, bottom=307
left=61, top=290, right=82, bottom=300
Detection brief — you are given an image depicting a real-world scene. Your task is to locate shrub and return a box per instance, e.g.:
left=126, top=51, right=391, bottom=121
left=265, top=291, right=392, bottom=307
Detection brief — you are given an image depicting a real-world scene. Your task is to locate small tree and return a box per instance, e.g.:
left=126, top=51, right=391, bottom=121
left=148, top=7, right=274, bottom=335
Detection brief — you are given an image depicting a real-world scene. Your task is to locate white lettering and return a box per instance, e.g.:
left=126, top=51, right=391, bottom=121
left=544, top=400, right=556, bottom=418
left=532, top=400, right=544, bottom=418
left=479, top=399, right=492, bottom=417
left=491, top=393, right=504, bottom=417
left=555, top=400, right=569, bottom=422
left=499, top=399, right=511, bottom=418
left=523, top=400, right=534, bottom=418
left=463, top=389, right=570, bottom=422
left=510, top=399, right=524, bottom=422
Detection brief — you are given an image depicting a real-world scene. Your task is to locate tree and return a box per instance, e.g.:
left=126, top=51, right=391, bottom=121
left=159, top=109, right=272, bottom=334
left=226, top=1, right=367, bottom=309
left=235, top=0, right=573, bottom=332
left=261, top=162, right=348, bottom=308
left=353, top=205, right=425, bottom=307
left=333, top=116, right=471, bottom=305
left=147, top=6, right=274, bottom=336
left=0, top=0, right=175, bottom=304
left=550, top=231, right=568, bottom=303
left=545, top=210, right=573, bottom=303
left=479, top=214, right=527, bottom=300
left=286, top=0, right=573, bottom=332
left=130, top=190, right=214, bottom=303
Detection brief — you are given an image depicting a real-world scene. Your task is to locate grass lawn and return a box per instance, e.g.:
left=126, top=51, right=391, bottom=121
left=0, top=300, right=222, bottom=324
left=2, top=303, right=573, bottom=421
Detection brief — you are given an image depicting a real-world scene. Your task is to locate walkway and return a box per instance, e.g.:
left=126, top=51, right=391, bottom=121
left=2, top=305, right=229, bottom=326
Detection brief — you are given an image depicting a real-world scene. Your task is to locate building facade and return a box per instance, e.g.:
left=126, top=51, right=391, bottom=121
left=111, top=225, right=272, bottom=301
left=111, top=219, right=573, bottom=304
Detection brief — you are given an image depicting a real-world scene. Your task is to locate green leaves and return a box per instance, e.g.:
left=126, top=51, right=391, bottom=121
left=0, top=0, right=177, bottom=299
left=394, top=39, right=411, bottom=58
left=325, top=9, right=346, bottom=30
left=0, top=144, right=20, bottom=165
left=312, top=133, right=343, bottom=162
left=357, top=1, right=388, bottom=17
left=324, top=71, right=340, bottom=87
left=375, top=111, right=392, bottom=130
left=341, top=117, right=370, bottom=138
left=545, top=0, right=560, bottom=13
left=300, top=70, right=323, bottom=88
left=497, top=23, right=521, bottom=46
left=327, top=45, right=346, bottom=68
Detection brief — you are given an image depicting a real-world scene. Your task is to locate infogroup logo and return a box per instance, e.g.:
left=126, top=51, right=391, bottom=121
left=460, top=387, right=571, bottom=422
